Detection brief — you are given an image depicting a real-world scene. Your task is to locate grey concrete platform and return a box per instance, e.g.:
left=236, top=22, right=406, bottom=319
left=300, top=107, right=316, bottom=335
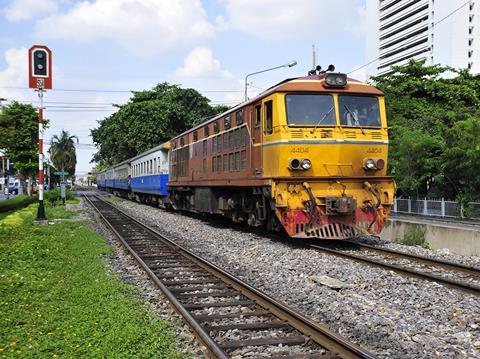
left=381, top=215, right=480, bottom=256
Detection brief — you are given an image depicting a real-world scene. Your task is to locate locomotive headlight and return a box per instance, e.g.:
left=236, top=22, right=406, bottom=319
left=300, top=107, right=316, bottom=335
left=289, top=158, right=301, bottom=170
left=324, top=73, right=347, bottom=88
left=301, top=158, right=312, bottom=170
left=364, top=158, right=376, bottom=170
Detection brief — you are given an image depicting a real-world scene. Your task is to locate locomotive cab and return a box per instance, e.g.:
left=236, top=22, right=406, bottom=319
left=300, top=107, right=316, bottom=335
left=260, top=73, right=395, bottom=239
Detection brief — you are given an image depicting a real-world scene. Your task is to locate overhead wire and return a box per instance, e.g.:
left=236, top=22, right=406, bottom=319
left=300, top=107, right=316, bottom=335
left=0, top=85, right=243, bottom=93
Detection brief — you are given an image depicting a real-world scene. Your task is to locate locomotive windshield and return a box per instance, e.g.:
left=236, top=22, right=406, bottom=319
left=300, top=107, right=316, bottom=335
left=285, top=94, right=335, bottom=126
left=338, top=95, right=381, bottom=127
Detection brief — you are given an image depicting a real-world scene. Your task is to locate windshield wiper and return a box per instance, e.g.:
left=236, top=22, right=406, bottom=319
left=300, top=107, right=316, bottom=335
left=343, top=104, right=365, bottom=134
left=311, top=106, right=334, bottom=134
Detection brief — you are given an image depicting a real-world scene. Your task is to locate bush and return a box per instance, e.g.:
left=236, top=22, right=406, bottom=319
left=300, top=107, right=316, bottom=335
left=0, top=195, right=38, bottom=213
left=44, top=188, right=75, bottom=205
left=401, top=226, right=429, bottom=248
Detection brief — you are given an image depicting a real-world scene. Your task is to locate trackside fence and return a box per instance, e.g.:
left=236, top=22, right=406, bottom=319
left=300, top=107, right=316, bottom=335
left=393, top=198, right=480, bottom=220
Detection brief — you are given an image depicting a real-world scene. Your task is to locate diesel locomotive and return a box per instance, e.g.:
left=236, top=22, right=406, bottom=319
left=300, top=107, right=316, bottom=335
left=98, top=71, right=396, bottom=240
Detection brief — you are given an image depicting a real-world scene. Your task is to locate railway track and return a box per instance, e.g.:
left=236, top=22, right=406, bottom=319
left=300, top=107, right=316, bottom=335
left=308, top=241, right=480, bottom=295
left=84, top=194, right=375, bottom=359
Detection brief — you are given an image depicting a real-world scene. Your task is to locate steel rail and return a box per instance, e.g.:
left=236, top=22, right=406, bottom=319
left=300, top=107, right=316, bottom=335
left=309, top=244, right=480, bottom=295
left=355, top=242, right=480, bottom=277
left=84, top=194, right=376, bottom=359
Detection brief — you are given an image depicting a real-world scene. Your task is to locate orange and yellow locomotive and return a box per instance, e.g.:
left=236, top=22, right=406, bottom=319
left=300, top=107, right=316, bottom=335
left=168, top=72, right=395, bottom=239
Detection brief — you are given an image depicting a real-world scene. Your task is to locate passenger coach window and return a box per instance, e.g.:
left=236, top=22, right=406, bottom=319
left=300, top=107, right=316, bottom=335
left=285, top=94, right=335, bottom=126
left=338, top=96, right=381, bottom=127
left=265, top=100, right=273, bottom=134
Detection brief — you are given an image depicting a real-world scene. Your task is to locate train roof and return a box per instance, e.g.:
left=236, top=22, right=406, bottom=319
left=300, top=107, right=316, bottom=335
left=97, top=141, right=170, bottom=174
left=171, top=73, right=384, bottom=141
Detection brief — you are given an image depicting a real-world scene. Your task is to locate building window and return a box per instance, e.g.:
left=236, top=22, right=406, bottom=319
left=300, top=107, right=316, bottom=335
left=236, top=109, right=244, bottom=125
left=470, top=2, right=475, bottom=11
left=213, top=120, right=220, bottom=133
left=224, top=116, right=231, bottom=129
left=180, top=137, right=185, bottom=146
left=203, top=140, right=207, bottom=156
left=217, top=135, right=222, bottom=153
left=204, top=125, right=210, bottom=137
left=193, top=130, right=198, bottom=142
left=470, top=14, right=474, bottom=23
left=203, top=158, right=207, bottom=172
left=468, top=62, right=473, bottom=69
left=469, top=26, right=474, bottom=35
left=469, top=38, right=474, bottom=46
left=469, top=50, right=474, bottom=58
left=212, top=157, right=217, bottom=172
left=265, top=100, right=273, bottom=134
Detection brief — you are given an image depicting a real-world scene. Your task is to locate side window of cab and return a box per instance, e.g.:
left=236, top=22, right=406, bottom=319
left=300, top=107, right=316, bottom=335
left=264, top=100, right=273, bottom=135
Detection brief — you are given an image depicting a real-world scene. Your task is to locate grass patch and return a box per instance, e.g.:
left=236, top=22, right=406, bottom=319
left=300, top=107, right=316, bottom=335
left=103, top=195, right=126, bottom=204
left=0, top=204, right=184, bottom=358
left=44, top=188, right=76, bottom=206
left=0, top=195, right=38, bottom=213
left=401, top=226, right=429, bottom=249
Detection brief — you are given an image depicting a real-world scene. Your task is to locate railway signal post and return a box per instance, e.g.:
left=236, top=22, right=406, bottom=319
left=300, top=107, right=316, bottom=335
left=29, top=45, right=52, bottom=222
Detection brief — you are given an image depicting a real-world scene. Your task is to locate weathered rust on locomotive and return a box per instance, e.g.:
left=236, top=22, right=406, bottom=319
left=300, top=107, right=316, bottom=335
left=168, top=72, right=396, bottom=239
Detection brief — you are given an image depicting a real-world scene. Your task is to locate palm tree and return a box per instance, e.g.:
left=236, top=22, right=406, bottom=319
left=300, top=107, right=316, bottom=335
left=49, top=130, right=79, bottom=178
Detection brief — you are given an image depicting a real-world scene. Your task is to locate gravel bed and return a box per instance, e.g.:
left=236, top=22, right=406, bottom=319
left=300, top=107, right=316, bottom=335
left=79, top=198, right=207, bottom=358
left=352, top=235, right=480, bottom=268
left=115, top=200, right=480, bottom=358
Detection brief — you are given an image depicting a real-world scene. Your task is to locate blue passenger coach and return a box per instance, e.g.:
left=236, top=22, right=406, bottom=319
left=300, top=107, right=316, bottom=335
left=96, top=142, right=170, bottom=207
left=130, top=143, right=169, bottom=199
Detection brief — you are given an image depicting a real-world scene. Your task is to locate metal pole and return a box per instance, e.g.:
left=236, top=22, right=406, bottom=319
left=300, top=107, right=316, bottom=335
left=36, top=89, right=46, bottom=220
left=244, top=61, right=297, bottom=101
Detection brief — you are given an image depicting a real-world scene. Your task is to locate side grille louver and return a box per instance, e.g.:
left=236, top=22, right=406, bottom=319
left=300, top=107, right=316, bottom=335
left=345, top=131, right=357, bottom=139
left=320, top=130, right=333, bottom=138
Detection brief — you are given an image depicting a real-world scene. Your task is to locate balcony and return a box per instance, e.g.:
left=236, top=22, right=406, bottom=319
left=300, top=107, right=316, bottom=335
left=378, top=40, right=430, bottom=68
left=380, top=7, right=429, bottom=40
left=380, top=20, right=428, bottom=49
left=380, top=33, right=429, bottom=57
left=378, top=52, right=429, bottom=75
left=380, top=0, right=428, bottom=22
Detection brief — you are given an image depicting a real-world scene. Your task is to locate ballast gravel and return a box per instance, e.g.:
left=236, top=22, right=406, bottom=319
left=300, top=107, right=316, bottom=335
left=80, top=198, right=207, bottom=358
left=113, top=199, right=480, bottom=359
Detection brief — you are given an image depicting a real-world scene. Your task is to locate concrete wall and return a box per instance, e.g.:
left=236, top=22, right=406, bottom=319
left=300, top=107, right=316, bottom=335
left=381, top=218, right=480, bottom=256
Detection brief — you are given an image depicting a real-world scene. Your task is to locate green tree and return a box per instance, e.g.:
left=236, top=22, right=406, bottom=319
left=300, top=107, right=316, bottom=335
left=0, top=102, right=48, bottom=195
left=372, top=60, right=480, bottom=200
left=48, top=130, right=79, bottom=178
left=91, top=82, right=229, bottom=165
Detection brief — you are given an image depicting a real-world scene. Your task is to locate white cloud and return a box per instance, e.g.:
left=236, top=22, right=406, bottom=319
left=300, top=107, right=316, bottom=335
left=176, top=46, right=234, bottom=79
left=0, top=47, right=28, bottom=100
left=3, top=0, right=58, bottom=22
left=35, top=0, right=215, bottom=56
left=223, top=0, right=366, bottom=39
left=175, top=46, right=244, bottom=104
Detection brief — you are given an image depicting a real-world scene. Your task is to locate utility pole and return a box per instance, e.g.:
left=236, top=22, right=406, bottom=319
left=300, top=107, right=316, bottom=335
left=37, top=88, right=46, bottom=219
left=312, top=44, right=316, bottom=70
left=0, top=99, right=6, bottom=193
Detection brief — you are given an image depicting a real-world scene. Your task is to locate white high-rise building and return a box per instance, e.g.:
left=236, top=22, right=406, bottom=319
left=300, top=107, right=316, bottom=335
left=366, top=0, right=479, bottom=76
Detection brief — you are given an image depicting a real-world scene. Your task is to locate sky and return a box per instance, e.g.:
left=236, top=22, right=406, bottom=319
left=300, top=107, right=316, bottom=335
left=0, top=0, right=368, bottom=175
